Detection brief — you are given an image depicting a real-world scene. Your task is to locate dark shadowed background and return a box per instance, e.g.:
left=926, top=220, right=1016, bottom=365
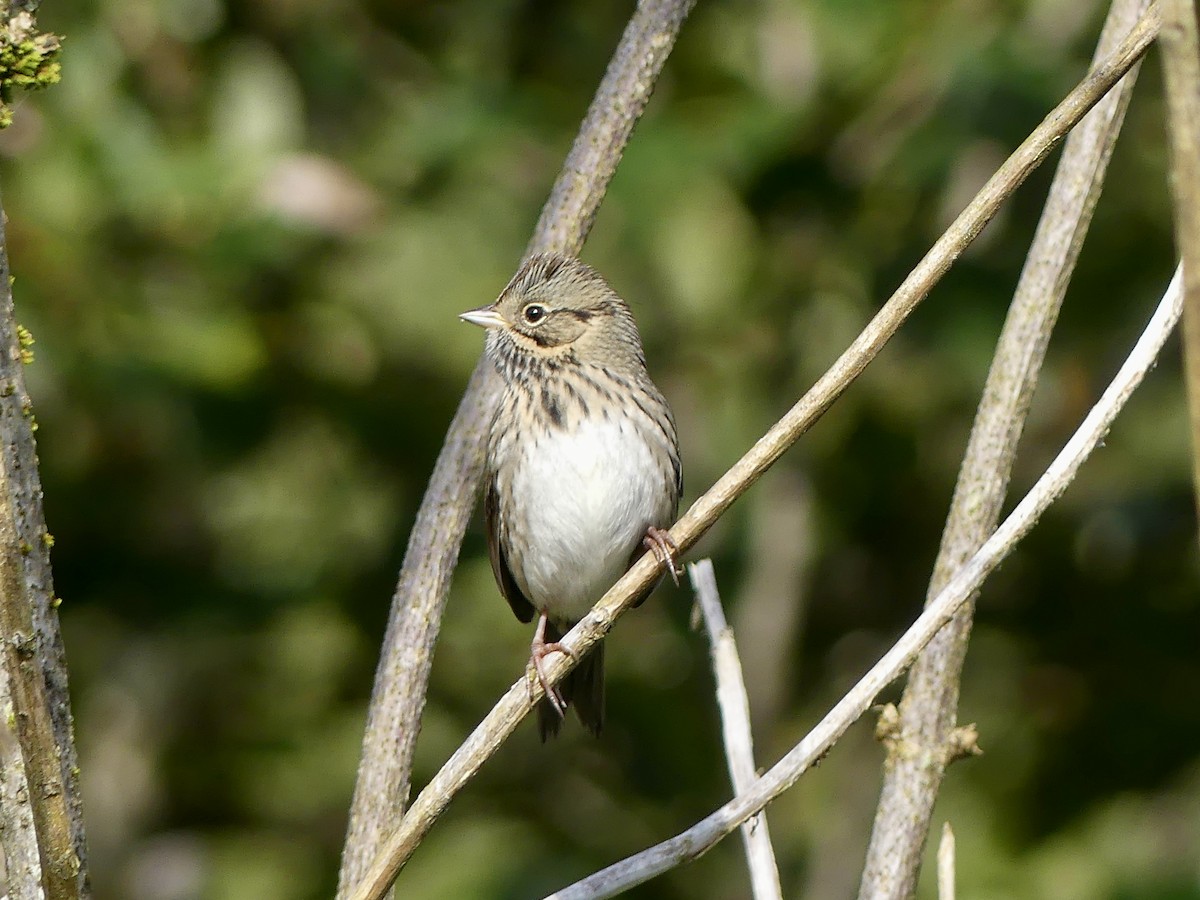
left=2, top=0, right=1197, bottom=897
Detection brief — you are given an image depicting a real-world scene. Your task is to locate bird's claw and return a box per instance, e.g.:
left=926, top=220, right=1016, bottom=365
left=644, top=526, right=683, bottom=586
left=528, top=634, right=575, bottom=717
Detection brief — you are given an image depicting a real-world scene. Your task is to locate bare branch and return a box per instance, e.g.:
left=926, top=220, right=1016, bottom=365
left=937, top=823, right=956, bottom=900
left=342, top=16, right=1161, bottom=898
left=1159, top=0, right=1200, bottom=534
left=857, top=1, right=1153, bottom=894
left=336, top=1, right=697, bottom=894
left=544, top=267, right=1185, bottom=900
left=0, top=208, right=88, bottom=897
left=688, top=560, right=781, bottom=900
left=525, top=0, right=696, bottom=260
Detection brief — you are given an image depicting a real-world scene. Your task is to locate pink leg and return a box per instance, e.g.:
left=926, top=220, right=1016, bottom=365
left=644, top=525, right=683, bottom=585
left=529, top=614, right=575, bottom=718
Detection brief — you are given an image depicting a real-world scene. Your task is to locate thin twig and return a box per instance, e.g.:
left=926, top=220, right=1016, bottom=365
left=937, top=823, right=956, bottom=900
left=857, top=1, right=1152, bottom=895
left=544, top=267, right=1185, bottom=900
left=336, top=1, right=697, bottom=894
left=343, top=17, right=1160, bottom=899
left=1159, top=0, right=1200, bottom=536
left=688, top=560, right=782, bottom=900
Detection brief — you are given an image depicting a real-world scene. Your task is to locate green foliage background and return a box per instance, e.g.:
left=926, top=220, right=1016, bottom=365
left=2, top=0, right=1198, bottom=897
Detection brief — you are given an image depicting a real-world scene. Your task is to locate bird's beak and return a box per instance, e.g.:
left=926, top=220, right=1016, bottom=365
left=459, top=306, right=505, bottom=329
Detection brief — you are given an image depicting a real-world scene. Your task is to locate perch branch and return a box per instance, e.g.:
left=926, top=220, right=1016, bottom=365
left=1159, top=0, right=1200, bottom=536
left=544, top=267, right=1185, bottom=900
left=335, top=1, right=697, bottom=894
left=858, top=0, right=1153, bottom=895
left=343, top=15, right=1160, bottom=898
left=689, top=559, right=781, bottom=900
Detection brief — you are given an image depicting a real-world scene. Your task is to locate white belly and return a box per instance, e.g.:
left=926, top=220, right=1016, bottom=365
left=507, top=417, right=667, bottom=622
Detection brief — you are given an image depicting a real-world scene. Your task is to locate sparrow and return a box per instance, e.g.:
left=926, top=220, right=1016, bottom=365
left=461, top=253, right=682, bottom=740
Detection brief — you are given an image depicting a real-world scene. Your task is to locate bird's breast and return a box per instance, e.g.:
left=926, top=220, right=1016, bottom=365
left=502, top=414, right=673, bottom=623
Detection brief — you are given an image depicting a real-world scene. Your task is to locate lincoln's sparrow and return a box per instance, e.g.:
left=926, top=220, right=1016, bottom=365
left=461, top=253, right=682, bottom=740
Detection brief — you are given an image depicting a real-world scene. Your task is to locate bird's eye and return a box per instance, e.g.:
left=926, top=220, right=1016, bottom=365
left=522, top=304, right=547, bottom=324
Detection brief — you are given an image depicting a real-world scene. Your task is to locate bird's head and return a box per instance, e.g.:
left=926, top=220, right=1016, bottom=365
left=460, top=253, right=646, bottom=376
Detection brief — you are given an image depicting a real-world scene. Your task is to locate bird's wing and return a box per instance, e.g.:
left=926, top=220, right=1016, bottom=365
left=485, top=478, right=535, bottom=624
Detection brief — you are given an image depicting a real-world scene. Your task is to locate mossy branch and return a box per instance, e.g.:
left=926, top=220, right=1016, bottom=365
left=0, top=0, right=60, bottom=128
left=0, top=195, right=89, bottom=900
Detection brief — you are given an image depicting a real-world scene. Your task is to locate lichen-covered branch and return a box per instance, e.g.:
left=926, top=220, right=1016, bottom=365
left=856, top=2, right=1153, bottom=896
left=0, top=205, right=89, bottom=897
left=336, top=1, right=697, bottom=895
left=0, top=0, right=61, bottom=128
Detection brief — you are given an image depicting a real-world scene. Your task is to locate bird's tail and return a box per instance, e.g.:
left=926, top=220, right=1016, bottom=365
left=537, top=620, right=604, bottom=741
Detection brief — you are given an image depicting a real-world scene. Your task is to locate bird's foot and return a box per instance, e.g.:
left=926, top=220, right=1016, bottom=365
left=528, top=615, right=575, bottom=717
left=644, top=525, right=683, bottom=585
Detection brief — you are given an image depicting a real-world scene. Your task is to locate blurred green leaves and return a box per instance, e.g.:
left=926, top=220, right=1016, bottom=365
left=0, top=0, right=1195, bottom=898
left=203, top=416, right=396, bottom=593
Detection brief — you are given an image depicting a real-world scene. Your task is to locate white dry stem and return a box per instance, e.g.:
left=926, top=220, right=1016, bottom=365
left=688, top=560, right=782, bottom=900
left=937, top=823, right=956, bottom=900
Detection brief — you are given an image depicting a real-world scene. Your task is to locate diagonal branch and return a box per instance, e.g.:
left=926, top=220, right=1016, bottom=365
left=544, top=267, right=1185, bottom=900
left=336, top=1, right=698, bottom=894
left=343, top=14, right=1160, bottom=898
left=1159, top=0, right=1200, bottom=539
left=689, top=560, right=781, bottom=900
left=857, top=1, right=1153, bottom=895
